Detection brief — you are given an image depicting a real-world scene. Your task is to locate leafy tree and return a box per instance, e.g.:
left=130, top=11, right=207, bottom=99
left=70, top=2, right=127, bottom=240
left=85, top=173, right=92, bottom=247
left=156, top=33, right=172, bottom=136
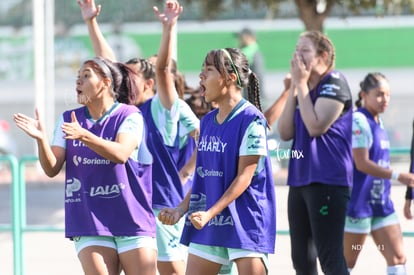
left=3, top=0, right=414, bottom=31
left=183, top=0, right=414, bottom=31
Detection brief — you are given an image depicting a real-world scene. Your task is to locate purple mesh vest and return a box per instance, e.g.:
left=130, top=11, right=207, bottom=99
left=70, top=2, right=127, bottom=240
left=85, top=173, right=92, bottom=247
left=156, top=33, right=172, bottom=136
left=347, top=108, right=394, bottom=218
left=139, top=99, right=195, bottom=209
left=180, top=103, right=276, bottom=253
left=63, top=103, right=155, bottom=238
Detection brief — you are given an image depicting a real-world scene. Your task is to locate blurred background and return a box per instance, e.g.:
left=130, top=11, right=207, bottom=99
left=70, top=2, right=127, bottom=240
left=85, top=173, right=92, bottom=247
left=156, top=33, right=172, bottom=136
left=1, top=1, right=414, bottom=274
left=0, top=0, right=413, bottom=159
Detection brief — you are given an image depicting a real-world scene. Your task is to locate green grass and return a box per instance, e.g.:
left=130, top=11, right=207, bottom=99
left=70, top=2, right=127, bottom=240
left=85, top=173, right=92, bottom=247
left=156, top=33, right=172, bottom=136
left=123, top=26, right=414, bottom=72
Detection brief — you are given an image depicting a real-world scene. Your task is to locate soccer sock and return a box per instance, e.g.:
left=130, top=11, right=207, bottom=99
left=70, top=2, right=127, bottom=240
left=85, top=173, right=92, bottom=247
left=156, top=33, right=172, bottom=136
left=386, top=264, right=406, bottom=275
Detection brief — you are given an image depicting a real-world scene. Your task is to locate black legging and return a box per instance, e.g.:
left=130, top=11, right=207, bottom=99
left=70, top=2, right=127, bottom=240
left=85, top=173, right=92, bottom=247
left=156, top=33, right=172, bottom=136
left=288, top=183, right=350, bottom=275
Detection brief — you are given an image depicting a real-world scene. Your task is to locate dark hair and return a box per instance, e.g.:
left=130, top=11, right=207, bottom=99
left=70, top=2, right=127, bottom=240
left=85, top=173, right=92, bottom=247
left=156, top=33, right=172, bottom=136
left=355, top=72, right=387, bottom=108
left=126, top=57, right=156, bottom=81
left=84, top=57, right=142, bottom=105
left=203, top=47, right=263, bottom=112
left=125, top=57, right=157, bottom=98
left=170, top=58, right=186, bottom=99
left=144, top=54, right=186, bottom=99
left=116, top=62, right=141, bottom=105
left=84, top=57, right=123, bottom=100
left=185, top=86, right=214, bottom=119
left=301, top=31, right=336, bottom=71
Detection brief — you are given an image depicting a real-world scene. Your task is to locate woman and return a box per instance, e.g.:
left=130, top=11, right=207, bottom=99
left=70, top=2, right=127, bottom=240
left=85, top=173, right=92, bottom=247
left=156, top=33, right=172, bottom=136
left=277, top=30, right=353, bottom=275
left=14, top=57, right=157, bottom=275
left=77, top=1, right=200, bottom=274
left=344, top=72, right=414, bottom=275
left=158, top=6, right=276, bottom=272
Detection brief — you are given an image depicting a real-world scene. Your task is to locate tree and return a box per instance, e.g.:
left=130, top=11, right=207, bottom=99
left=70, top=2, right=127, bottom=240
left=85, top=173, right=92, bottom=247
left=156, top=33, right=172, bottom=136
left=293, top=0, right=334, bottom=31
left=4, top=0, right=414, bottom=32
left=183, top=0, right=414, bottom=31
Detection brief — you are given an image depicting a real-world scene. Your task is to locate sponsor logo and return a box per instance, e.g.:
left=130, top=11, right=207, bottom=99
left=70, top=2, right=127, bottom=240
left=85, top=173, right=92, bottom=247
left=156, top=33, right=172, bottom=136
left=72, top=155, right=111, bottom=166
left=66, top=177, right=81, bottom=197
left=208, top=215, right=234, bottom=227
left=196, top=167, right=224, bottom=178
left=198, top=136, right=227, bottom=153
left=72, top=137, right=113, bottom=147
left=380, top=139, right=390, bottom=149
left=89, top=183, right=125, bottom=198
left=73, top=155, right=82, bottom=166
left=377, top=159, right=390, bottom=168
left=320, top=83, right=340, bottom=97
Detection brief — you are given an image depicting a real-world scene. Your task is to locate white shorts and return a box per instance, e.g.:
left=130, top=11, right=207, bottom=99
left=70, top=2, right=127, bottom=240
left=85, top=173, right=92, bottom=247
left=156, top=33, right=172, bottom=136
left=73, top=235, right=157, bottom=254
left=345, top=212, right=400, bottom=234
left=188, top=242, right=269, bottom=274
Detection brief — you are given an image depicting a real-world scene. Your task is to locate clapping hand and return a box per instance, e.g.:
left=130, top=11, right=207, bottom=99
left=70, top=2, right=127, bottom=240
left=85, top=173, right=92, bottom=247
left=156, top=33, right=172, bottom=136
left=13, top=109, right=46, bottom=140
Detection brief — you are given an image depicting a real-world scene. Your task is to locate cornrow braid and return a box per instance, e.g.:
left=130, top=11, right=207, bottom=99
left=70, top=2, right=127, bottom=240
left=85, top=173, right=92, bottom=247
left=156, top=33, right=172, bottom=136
left=247, top=71, right=263, bottom=112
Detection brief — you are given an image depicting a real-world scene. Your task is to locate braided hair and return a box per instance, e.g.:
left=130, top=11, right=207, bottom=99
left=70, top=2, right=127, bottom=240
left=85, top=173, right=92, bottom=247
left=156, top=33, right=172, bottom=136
left=203, top=47, right=263, bottom=112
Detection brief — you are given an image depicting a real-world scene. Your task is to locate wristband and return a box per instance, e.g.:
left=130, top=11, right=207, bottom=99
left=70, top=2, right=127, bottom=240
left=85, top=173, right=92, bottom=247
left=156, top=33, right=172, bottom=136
left=391, top=170, right=400, bottom=180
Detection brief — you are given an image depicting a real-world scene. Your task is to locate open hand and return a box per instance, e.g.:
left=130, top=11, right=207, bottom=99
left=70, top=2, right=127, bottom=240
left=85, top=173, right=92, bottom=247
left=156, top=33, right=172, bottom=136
left=153, top=1, right=183, bottom=26
left=77, top=0, right=101, bottom=22
left=290, top=52, right=310, bottom=87
left=61, top=111, right=85, bottom=140
left=13, top=109, right=46, bottom=140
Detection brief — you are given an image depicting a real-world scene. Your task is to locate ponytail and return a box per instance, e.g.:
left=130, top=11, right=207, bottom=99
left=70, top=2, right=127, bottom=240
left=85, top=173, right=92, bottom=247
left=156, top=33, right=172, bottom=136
left=247, top=71, right=263, bottom=112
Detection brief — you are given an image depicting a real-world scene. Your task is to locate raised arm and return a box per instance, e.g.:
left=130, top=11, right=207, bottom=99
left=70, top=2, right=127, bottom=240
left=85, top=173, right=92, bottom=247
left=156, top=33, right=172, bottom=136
left=291, top=52, right=345, bottom=137
left=77, top=0, right=116, bottom=61
left=277, top=83, right=297, bottom=141
left=153, top=1, right=183, bottom=110
left=264, top=73, right=291, bottom=126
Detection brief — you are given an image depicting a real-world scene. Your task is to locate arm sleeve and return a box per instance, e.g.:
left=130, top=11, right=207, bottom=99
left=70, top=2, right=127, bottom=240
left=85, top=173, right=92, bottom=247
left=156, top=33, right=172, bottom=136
left=51, top=115, right=65, bottom=148
left=239, top=117, right=268, bottom=157
left=319, top=73, right=352, bottom=106
left=118, top=112, right=153, bottom=164
left=352, top=112, right=372, bottom=149
left=178, top=98, right=200, bottom=137
left=118, top=112, right=143, bottom=146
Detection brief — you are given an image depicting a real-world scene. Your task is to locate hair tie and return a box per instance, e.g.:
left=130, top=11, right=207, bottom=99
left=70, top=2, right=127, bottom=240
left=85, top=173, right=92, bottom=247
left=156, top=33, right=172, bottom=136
left=92, top=57, right=114, bottom=89
left=221, top=49, right=242, bottom=87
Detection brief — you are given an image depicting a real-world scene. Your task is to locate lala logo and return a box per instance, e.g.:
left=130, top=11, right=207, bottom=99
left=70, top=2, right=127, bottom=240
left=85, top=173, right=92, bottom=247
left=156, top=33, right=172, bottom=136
left=73, top=155, right=82, bottom=166
left=90, top=183, right=125, bottom=198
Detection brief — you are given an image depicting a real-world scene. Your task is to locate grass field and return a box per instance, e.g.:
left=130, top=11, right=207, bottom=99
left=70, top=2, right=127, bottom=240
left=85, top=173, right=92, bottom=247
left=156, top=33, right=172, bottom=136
left=65, top=16, right=414, bottom=72
left=120, top=21, right=414, bottom=72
